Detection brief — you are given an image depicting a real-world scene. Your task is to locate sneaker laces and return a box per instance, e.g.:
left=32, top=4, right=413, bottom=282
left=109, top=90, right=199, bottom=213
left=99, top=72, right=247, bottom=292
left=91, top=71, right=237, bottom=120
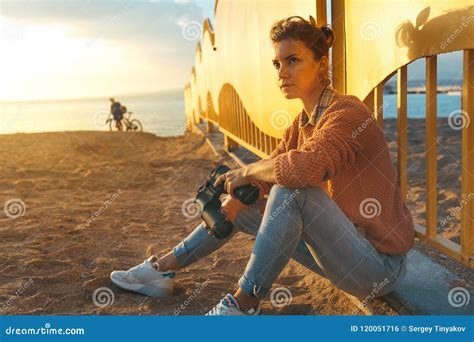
left=126, top=259, right=175, bottom=278
left=208, top=294, right=259, bottom=315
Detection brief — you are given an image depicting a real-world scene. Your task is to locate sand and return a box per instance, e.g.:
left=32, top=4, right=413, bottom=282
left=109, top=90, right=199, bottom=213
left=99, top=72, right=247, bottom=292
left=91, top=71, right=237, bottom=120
left=0, top=121, right=470, bottom=315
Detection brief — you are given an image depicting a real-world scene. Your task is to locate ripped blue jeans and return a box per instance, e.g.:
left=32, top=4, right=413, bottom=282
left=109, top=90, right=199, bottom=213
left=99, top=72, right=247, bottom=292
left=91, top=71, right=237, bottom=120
left=172, top=185, right=407, bottom=299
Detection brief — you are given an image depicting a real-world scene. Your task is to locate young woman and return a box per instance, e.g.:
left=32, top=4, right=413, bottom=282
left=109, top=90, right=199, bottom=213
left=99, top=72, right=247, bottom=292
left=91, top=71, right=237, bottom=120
left=111, top=16, right=414, bottom=315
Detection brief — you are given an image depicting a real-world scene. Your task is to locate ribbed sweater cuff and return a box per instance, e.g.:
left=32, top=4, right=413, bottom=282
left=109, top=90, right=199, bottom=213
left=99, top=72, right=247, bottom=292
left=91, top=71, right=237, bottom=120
left=274, top=153, right=304, bottom=187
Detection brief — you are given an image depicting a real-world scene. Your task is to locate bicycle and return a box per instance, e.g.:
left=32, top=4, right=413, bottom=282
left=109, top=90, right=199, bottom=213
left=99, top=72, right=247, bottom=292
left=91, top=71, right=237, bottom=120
left=106, top=112, right=143, bottom=132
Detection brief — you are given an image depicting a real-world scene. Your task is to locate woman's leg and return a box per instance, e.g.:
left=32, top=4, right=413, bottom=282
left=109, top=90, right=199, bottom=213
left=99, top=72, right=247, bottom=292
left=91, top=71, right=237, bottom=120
left=168, top=200, right=326, bottom=275
left=170, top=220, right=238, bottom=269
left=238, top=185, right=407, bottom=300
left=233, top=204, right=325, bottom=276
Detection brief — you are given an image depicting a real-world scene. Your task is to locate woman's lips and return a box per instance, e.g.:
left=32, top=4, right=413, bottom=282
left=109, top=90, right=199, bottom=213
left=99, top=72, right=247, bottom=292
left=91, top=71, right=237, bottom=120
left=281, top=84, right=293, bottom=90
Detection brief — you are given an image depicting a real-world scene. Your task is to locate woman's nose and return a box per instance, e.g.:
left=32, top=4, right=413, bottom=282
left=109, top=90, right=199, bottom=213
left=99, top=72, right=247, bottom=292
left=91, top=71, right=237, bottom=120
left=278, top=66, right=289, bottom=79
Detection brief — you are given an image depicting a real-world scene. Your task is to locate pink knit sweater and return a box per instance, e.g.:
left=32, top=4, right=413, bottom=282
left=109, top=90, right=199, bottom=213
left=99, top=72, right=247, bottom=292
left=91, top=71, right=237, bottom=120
left=256, top=91, right=415, bottom=255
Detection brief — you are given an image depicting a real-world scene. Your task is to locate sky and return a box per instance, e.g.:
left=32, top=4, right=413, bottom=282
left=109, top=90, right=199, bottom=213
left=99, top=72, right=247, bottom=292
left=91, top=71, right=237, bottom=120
left=0, top=0, right=215, bottom=101
left=0, top=0, right=462, bottom=102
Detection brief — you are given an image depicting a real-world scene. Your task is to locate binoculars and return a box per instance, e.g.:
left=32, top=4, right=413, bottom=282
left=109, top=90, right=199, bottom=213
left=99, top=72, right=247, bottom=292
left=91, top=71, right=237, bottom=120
left=195, top=165, right=259, bottom=239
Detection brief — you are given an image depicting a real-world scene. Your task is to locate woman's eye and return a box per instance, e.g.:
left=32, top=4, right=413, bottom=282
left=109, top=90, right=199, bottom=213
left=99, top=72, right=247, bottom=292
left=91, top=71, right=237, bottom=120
left=289, top=57, right=298, bottom=64
left=273, top=62, right=280, bottom=69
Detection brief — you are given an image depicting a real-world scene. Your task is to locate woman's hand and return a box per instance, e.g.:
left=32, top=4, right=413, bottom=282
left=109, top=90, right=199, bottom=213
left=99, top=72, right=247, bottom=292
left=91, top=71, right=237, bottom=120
left=213, top=167, right=252, bottom=197
left=221, top=194, right=248, bottom=222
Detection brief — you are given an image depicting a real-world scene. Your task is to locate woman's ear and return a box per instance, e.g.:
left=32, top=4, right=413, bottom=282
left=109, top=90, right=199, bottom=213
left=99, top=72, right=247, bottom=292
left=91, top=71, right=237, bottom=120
left=319, top=55, right=329, bottom=71
left=317, top=56, right=329, bottom=85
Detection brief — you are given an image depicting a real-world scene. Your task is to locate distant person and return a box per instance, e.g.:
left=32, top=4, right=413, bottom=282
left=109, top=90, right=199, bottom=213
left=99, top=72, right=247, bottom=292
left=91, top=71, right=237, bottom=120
left=110, top=98, right=126, bottom=131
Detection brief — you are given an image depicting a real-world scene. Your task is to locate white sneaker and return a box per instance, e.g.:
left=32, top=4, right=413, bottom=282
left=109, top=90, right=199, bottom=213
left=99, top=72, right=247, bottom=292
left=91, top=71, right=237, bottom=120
left=110, top=256, right=175, bottom=298
left=206, top=293, right=262, bottom=316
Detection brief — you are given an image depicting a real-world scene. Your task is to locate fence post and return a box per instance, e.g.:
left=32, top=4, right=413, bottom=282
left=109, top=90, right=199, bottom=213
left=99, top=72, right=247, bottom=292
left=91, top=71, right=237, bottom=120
left=461, top=49, right=474, bottom=264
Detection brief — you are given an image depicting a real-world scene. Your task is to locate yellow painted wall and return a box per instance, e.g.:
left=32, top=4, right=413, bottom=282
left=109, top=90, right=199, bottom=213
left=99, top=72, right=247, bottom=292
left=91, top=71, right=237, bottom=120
left=345, top=1, right=474, bottom=99
left=186, top=0, right=318, bottom=138
left=186, top=0, right=474, bottom=137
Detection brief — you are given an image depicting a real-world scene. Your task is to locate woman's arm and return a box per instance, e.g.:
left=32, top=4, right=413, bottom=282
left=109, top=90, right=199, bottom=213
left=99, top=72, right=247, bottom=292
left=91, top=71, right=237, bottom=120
left=243, top=158, right=276, bottom=183
left=273, top=103, right=368, bottom=188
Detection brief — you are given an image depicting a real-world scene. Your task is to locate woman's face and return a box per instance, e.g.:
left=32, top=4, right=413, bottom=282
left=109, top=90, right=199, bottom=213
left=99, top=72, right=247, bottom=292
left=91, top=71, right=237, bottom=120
left=272, top=39, right=327, bottom=100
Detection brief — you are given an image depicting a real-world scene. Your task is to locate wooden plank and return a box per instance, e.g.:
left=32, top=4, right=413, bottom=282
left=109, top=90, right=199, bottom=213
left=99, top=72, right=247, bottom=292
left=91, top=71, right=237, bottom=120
left=331, top=0, right=345, bottom=93
left=374, top=83, right=384, bottom=129
left=246, top=110, right=250, bottom=145
left=426, top=55, right=438, bottom=238
left=397, top=66, right=408, bottom=201
left=250, top=120, right=255, bottom=147
left=219, top=127, right=268, bottom=159
left=363, top=89, right=374, bottom=115
left=316, top=0, right=327, bottom=26
left=254, top=122, right=259, bottom=150
left=461, top=49, right=474, bottom=262
left=414, top=225, right=466, bottom=266
left=237, top=99, right=242, bottom=139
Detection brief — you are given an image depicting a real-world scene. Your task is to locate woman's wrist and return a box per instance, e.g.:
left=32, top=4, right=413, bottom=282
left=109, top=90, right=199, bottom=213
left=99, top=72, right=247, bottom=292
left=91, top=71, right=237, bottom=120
left=242, top=164, right=255, bottom=181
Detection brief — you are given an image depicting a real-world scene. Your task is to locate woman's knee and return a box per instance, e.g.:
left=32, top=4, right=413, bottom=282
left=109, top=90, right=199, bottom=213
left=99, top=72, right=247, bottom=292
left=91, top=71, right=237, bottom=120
left=268, top=184, right=305, bottom=209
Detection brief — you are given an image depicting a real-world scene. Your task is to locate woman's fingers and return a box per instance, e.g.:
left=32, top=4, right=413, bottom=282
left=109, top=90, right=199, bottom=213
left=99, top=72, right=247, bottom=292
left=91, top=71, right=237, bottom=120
left=213, top=174, right=224, bottom=187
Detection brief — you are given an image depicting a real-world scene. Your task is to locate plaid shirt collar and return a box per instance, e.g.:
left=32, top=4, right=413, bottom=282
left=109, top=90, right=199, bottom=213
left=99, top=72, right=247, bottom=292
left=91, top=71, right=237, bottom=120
left=298, top=85, right=336, bottom=129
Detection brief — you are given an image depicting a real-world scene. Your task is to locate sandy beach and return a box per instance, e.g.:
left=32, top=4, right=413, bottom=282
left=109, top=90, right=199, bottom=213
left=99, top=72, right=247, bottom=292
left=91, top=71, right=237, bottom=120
left=0, top=121, right=470, bottom=315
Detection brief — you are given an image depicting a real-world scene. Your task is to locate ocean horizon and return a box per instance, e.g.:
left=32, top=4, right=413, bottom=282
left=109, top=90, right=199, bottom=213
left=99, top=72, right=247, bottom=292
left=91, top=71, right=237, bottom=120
left=0, top=88, right=186, bottom=137
left=0, top=90, right=462, bottom=137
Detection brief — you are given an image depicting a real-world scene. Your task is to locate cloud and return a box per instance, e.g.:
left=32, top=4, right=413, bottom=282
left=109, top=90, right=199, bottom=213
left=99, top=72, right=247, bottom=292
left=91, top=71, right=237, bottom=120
left=0, top=0, right=214, bottom=100
left=1, top=0, right=210, bottom=61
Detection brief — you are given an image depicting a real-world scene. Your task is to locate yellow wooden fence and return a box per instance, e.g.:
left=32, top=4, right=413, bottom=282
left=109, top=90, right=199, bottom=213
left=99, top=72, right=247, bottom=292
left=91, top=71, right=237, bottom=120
left=184, top=0, right=474, bottom=267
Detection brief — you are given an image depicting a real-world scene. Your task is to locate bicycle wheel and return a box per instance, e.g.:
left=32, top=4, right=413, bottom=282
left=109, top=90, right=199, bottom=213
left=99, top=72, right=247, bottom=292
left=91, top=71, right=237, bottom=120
left=128, top=119, right=143, bottom=132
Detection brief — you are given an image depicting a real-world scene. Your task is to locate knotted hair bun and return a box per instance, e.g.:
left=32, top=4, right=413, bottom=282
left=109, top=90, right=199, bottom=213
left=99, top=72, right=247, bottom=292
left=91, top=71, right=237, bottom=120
left=270, top=15, right=335, bottom=60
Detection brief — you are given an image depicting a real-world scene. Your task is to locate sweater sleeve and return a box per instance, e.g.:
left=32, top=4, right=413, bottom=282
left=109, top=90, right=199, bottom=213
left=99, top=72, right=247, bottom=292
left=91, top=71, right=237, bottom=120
left=268, top=137, right=287, bottom=159
left=274, top=102, right=368, bottom=188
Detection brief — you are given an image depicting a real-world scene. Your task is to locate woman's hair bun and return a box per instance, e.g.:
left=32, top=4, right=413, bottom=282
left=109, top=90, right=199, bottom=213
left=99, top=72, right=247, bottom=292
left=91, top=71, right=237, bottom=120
left=308, top=16, right=334, bottom=49
left=320, top=25, right=335, bottom=49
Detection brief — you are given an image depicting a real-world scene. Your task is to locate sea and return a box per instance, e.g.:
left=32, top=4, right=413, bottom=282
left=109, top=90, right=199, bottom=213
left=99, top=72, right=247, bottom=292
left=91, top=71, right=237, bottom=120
left=0, top=89, right=186, bottom=137
left=0, top=89, right=462, bottom=136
